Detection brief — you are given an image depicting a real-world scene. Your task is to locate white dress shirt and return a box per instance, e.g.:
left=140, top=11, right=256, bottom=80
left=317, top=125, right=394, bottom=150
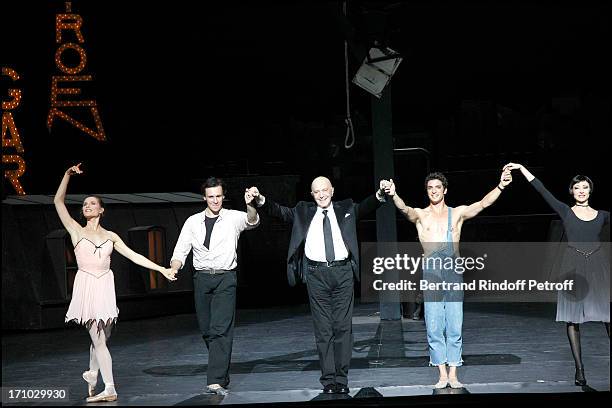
left=305, top=204, right=349, bottom=262
left=171, top=208, right=259, bottom=271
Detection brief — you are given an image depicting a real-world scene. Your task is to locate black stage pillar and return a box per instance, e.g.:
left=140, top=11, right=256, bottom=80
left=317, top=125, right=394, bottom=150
left=371, top=86, right=401, bottom=320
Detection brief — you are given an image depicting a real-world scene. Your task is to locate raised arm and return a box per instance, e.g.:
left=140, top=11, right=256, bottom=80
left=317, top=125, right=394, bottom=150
left=53, top=164, right=83, bottom=242
left=505, top=163, right=568, bottom=216
left=386, top=179, right=420, bottom=224
left=354, top=180, right=389, bottom=219
left=110, top=232, right=177, bottom=281
left=249, top=186, right=296, bottom=224
left=458, top=167, right=512, bottom=221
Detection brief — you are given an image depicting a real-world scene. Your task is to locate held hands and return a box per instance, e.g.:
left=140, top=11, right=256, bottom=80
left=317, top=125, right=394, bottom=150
left=499, top=167, right=513, bottom=188
left=160, top=267, right=177, bottom=281
left=503, top=162, right=534, bottom=182
left=244, top=189, right=255, bottom=205
left=503, top=162, right=523, bottom=171
left=500, top=162, right=524, bottom=187
left=66, top=163, right=83, bottom=176
left=247, top=186, right=263, bottom=206
left=379, top=179, right=396, bottom=196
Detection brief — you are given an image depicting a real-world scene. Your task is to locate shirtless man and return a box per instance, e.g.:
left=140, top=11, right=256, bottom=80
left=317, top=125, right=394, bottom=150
left=384, top=169, right=512, bottom=388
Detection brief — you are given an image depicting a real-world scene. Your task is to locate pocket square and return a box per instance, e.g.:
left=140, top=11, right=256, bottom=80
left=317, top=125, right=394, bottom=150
left=345, top=213, right=350, bottom=218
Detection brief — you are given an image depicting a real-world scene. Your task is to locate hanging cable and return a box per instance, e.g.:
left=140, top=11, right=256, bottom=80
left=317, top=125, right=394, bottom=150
left=343, top=0, right=355, bottom=149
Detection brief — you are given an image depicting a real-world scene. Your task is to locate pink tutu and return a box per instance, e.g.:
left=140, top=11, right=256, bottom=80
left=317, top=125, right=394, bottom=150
left=65, top=238, right=119, bottom=334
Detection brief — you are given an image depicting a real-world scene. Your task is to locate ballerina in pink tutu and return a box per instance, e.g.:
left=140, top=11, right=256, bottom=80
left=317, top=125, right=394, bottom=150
left=54, top=163, right=177, bottom=403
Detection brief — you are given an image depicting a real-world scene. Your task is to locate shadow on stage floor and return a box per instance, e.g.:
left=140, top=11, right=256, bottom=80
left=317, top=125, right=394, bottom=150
left=2, top=302, right=609, bottom=406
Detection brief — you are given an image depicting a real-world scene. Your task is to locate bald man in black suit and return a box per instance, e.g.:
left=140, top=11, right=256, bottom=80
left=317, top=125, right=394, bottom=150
left=249, top=177, right=390, bottom=394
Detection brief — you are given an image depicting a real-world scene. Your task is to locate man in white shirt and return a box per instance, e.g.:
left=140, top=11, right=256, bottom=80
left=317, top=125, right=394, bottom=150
left=170, top=177, right=259, bottom=395
left=248, top=177, right=390, bottom=394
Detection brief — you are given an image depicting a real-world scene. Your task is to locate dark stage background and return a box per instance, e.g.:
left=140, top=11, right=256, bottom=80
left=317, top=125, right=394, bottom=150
left=2, top=0, right=610, bottom=214
left=2, top=5, right=611, bottom=404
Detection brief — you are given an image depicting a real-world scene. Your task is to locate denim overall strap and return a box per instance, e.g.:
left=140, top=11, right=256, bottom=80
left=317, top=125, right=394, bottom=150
left=446, top=207, right=453, bottom=252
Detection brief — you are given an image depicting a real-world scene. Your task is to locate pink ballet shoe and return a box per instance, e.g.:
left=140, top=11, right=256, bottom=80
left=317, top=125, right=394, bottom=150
left=82, top=370, right=97, bottom=397
left=86, top=388, right=117, bottom=403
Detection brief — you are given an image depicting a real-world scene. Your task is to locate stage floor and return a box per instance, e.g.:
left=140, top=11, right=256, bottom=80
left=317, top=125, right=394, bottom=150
left=2, top=302, right=609, bottom=405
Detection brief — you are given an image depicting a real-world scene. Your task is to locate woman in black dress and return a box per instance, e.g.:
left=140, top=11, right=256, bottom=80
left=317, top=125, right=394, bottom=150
left=506, top=163, right=609, bottom=386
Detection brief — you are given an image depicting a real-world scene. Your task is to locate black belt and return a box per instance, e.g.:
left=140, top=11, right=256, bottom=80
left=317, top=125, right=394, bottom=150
left=306, top=258, right=350, bottom=267
left=196, top=269, right=234, bottom=275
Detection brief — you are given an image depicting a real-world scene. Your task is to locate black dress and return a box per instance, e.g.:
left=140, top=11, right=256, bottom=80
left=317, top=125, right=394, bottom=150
left=531, top=178, right=610, bottom=323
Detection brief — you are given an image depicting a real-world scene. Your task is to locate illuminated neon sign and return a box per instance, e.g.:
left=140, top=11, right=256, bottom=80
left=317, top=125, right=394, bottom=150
left=47, top=1, right=106, bottom=141
left=1, top=67, right=26, bottom=195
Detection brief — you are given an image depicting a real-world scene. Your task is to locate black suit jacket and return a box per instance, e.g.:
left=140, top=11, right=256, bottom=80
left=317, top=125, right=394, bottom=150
left=261, top=194, right=384, bottom=286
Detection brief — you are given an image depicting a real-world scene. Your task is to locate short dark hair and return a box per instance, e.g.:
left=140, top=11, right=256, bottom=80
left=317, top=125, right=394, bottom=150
left=80, top=195, right=105, bottom=219
left=201, top=177, right=226, bottom=196
left=424, top=172, right=448, bottom=190
left=569, top=175, right=593, bottom=195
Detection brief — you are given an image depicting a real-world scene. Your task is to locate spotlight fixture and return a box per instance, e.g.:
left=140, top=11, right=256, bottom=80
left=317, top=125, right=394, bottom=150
left=352, top=46, right=402, bottom=98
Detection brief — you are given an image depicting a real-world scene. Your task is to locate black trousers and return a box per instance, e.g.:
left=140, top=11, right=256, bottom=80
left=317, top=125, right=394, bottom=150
left=305, top=261, right=354, bottom=387
left=193, top=270, right=237, bottom=387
